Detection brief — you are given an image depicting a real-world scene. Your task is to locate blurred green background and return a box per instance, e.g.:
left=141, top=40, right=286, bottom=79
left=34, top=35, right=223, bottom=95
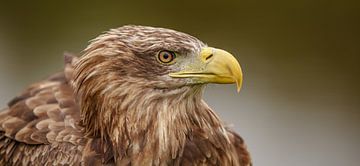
left=0, top=0, right=359, bottom=165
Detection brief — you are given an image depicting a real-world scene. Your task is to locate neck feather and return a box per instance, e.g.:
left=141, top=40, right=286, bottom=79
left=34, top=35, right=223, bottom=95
left=79, top=82, right=229, bottom=164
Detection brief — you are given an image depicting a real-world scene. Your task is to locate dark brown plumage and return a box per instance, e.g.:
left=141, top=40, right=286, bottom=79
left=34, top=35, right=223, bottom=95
left=0, top=25, right=251, bottom=165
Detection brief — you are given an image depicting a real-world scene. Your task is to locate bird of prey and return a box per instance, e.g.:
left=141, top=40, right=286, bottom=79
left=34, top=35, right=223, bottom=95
left=0, top=25, right=251, bottom=165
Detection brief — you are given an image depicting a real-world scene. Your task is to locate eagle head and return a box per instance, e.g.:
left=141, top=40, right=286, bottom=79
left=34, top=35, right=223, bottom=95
left=74, top=25, right=242, bottom=92
left=72, top=25, right=243, bottom=163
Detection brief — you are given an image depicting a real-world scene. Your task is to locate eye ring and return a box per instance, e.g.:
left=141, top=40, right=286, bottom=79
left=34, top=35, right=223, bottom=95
left=157, top=50, right=176, bottom=64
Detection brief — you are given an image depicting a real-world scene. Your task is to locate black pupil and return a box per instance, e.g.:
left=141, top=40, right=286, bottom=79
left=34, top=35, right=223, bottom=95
left=163, top=53, right=170, bottom=59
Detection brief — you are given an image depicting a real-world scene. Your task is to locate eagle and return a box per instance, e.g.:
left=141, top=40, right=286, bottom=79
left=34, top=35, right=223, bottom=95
left=0, top=25, right=251, bottom=165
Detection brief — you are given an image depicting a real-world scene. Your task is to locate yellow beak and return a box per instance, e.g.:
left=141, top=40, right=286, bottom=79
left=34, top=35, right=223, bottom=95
left=169, top=47, right=243, bottom=92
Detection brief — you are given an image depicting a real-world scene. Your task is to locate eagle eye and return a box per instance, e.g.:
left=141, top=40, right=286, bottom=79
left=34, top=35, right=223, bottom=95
left=157, top=51, right=176, bottom=64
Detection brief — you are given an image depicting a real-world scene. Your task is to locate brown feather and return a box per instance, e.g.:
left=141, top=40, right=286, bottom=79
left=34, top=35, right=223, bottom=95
left=0, top=25, right=251, bottom=165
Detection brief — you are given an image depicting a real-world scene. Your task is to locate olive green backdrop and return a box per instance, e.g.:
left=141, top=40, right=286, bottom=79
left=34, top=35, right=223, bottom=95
left=0, top=0, right=359, bottom=165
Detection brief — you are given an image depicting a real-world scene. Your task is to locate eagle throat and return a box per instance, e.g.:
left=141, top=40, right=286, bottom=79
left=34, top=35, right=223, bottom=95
left=77, top=79, right=230, bottom=164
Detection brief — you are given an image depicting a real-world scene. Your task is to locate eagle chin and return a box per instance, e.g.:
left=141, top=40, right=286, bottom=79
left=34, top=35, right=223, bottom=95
left=0, top=25, right=251, bottom=166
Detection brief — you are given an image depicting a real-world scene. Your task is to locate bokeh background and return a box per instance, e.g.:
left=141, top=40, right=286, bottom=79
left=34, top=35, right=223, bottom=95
left=0, top=0, right=359, bottom=165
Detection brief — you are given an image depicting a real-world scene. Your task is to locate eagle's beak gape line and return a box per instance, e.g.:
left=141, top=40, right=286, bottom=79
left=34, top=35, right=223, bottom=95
left=169, top=47, right=243, bottom=92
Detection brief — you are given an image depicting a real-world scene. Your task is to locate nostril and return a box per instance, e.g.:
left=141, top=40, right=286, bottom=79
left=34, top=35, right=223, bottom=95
left=205, top=54, right=213, bottom=61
